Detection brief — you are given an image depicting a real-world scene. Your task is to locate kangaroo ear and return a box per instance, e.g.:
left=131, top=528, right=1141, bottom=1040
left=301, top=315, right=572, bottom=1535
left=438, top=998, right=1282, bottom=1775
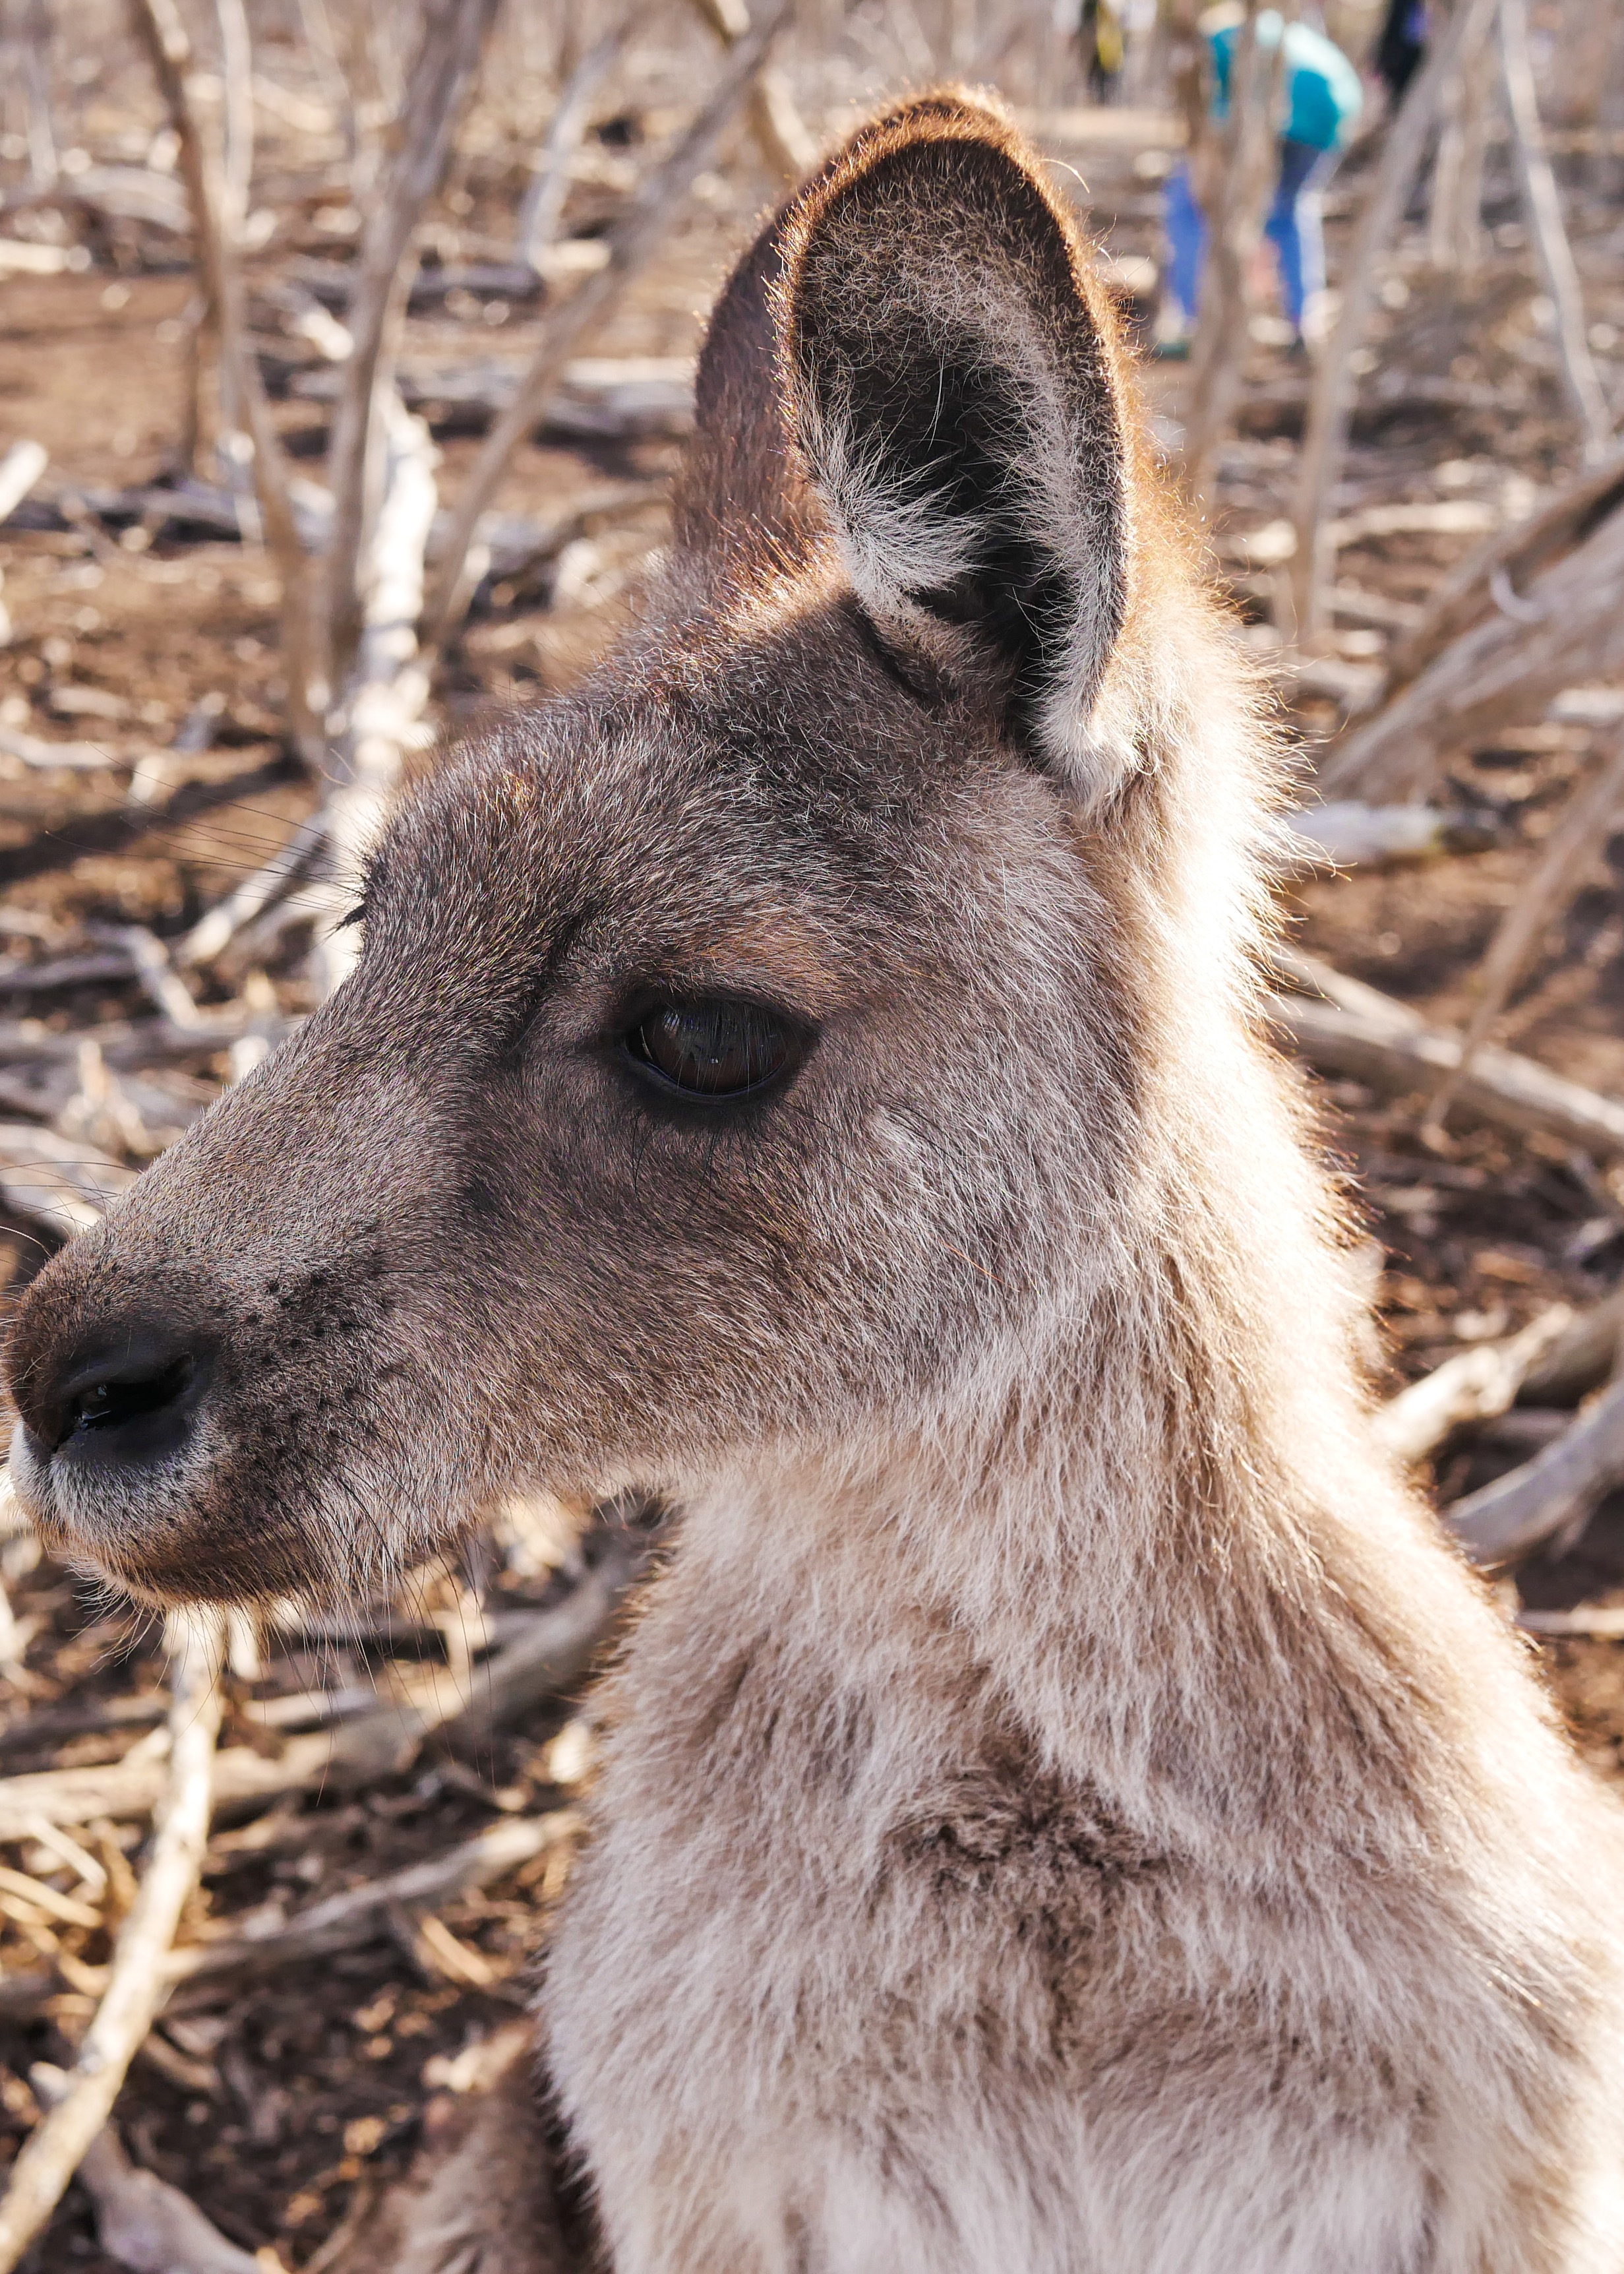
left=674, top=202, right=822, bottom=578
left=675, top=98, right=983, bottom=582
left=777, top=98, right=1134, bottom=803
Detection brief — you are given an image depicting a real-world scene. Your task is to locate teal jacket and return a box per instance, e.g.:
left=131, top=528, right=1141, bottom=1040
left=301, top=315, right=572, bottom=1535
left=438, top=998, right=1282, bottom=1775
left=1207, top=10, right=1364, bottom=151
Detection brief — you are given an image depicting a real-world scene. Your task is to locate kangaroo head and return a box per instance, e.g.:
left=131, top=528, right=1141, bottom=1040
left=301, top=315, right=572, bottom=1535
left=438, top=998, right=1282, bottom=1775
left=6, top=96, right=1206, bottom=1604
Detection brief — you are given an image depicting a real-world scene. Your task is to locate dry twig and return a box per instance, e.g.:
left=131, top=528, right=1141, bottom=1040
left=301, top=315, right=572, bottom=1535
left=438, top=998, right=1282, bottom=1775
left=1376, top=1305, right=1576, bottom=1465
left=0, top=440, right=47, bottom=528
left=1318, top=489, right=1624, bottom=801
left=0, top=1613, right=226, bottom=2272
left=1446, top=1368, right=1624, bottom=1566
left=1379, top=448, right=1624, bottom=698
left=1425, top=729, right=1624, bottom=1136
left=164, top=1811, right=580, bottom=1992
left=0, top=1541, right=636, bottom=1838
left=514, top=13, right=640, bottom=274
left=26, top=2081, right=260, bottom=2274
left=686, top=0, right=816, bottom=183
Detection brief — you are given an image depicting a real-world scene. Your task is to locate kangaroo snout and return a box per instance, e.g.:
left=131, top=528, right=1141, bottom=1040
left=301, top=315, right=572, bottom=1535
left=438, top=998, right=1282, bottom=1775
left=1, top=1026, right=465, bottom=1602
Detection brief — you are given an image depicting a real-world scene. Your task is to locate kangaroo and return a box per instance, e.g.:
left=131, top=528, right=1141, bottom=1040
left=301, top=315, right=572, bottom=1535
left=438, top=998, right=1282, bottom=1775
left=8, top=94, right=1624, bottom=2273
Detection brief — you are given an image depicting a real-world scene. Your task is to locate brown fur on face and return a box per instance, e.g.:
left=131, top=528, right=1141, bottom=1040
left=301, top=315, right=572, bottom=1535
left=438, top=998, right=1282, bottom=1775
left=9, top=94, right=1624, bottom=2271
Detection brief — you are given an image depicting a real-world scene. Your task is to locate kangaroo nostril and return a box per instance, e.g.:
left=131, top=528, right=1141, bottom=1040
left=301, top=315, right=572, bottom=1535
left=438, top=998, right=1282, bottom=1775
left=34, top=1336, right=212, bottom=1465
left=66, top=1355, right=195, bottom=1439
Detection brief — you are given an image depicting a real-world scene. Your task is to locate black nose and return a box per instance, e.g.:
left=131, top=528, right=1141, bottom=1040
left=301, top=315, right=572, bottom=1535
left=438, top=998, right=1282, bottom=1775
left=24, top=1332, right=211, bottom=1469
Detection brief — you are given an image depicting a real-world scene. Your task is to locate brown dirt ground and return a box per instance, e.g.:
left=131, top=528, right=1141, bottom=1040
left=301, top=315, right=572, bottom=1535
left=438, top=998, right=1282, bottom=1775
left=3, top=97, right=1624, bottom=2272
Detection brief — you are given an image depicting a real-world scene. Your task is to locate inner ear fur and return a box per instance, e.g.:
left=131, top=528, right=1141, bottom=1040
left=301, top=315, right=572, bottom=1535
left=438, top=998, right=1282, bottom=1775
left=674, top=96, right=984, bottom=583
left=776, top=97, right=1135, bottom=801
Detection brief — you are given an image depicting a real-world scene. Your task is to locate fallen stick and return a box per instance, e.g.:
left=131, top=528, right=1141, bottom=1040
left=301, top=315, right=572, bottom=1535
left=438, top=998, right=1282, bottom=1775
left=291, top=352, right=696, bottom=442
left=1444, top=1369, right=1624, bottom=1567
left=514, top=13, right=637, bottom=272
left=0, top=1009, right=286, bottom=1069
left=0, top=440, right=47, bottom=528
left=1317, top=499, right=1624, bottom=803
left=1521, top=1284, right=1624, bottom=1408
left=439, top=1535, right=642, bottom=1752
left=25, top=2079, right=260, bottom=2274
left=1375, top=1306, right=1576, bottom=1464
left=1517, top=1605, right=1624, bottom=1640
left=1383, top=452, right=1624, bottom=698
left=686, top=0, right=816, bottom=182
left=0, top=948, right=139, bottom=993
left=0, top=1547, right=634, bottom=1836
left=0, top=1613, right=225, bottom=2273
left=0, top=723, right=129, bottom=772
left=2, top=1818, right=582, bottom=2023
left=1271, top=987, right=1624, bottom=1157
left=1282, top=801, right=1492, bottom=871
left=163, top=1810, right=580, bottom=1989
left=117, top=925, right=205, bottom=1031
left=175, top=811, right=326, bottom=969
left=0, top=166, right=190, bottom=232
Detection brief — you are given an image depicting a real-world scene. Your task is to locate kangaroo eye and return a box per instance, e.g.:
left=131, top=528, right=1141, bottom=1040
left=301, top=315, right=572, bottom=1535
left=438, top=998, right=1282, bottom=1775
left=625, top=1000, right=793, bottom=1099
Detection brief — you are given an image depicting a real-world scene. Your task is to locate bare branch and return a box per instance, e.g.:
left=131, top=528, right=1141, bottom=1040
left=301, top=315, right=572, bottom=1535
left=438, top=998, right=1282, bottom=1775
left=1429, top=5, right=1493, bottom=276
left=1288, top=0, right=1496, bottom=643
left=1319, top=477, right=1624, bottom=803
left=322, top=0, right=500, bottom=692
left=26, top=2092, right=260, bottom=2274
left=1425, top=729, right=1624, bottom=1136
left=212, top=0, right=253, bottom=236
left=175, top=813, right=327, bottom=969
left=0, top=1541, right=636, bottom=1838
left=1381, top=447, right=1624, bottom=696
left=0, top=439, right=47, bottom=526
left=514, top=13, right=639, bottom=274
left=163, top=1812, right=580, bottom=1991
left=1499, top=0, right=1612, bottom=462
left=686, top=0, right=816, bottom=181
left=0, top=1613, right=225, bottom=2273
left=1181, top=0, right=1291, bottom=499
left=124, top=0, right=323, bottom=768
left=423, top=0, right=793, bottom=652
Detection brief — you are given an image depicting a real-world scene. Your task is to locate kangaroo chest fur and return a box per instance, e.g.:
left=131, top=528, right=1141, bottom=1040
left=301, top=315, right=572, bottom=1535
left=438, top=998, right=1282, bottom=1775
left=542, top=1477, right=1624, bottom=2274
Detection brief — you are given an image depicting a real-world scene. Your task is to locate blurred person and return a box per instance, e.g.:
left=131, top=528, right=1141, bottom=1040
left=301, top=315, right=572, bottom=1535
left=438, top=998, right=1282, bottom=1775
left=1376, top=0, right=1428, bottom=104
left=1157, top=2, right=1362, bottom=355
left=1080, top=0, right=1126, bottom=102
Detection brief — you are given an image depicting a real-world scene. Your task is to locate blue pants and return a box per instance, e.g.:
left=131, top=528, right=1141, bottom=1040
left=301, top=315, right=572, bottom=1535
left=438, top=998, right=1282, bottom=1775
left=1164, top=137, right=1335, bottom=330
